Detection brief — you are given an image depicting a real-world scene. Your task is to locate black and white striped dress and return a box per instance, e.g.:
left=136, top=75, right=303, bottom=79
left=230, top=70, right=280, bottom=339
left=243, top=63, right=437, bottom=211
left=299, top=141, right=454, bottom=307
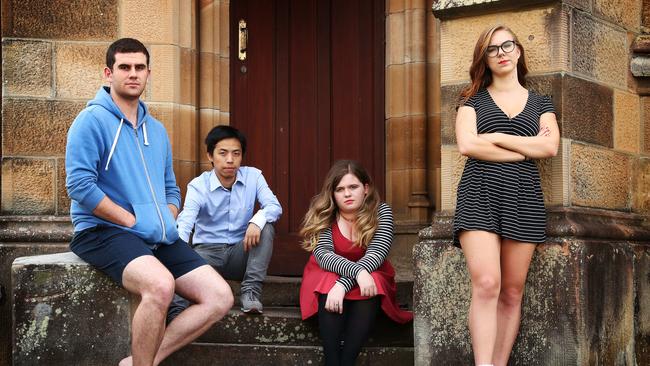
left=453, top=88, right=555, bottom=246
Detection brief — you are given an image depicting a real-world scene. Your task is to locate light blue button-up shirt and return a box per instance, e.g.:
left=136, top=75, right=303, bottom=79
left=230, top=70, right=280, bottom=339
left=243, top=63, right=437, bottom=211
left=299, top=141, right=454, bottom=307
left=176, top=167, right=282, bottom=244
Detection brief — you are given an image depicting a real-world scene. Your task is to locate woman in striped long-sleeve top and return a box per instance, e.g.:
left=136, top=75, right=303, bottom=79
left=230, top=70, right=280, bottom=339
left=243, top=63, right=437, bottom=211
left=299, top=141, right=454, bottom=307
left=299, top=160, right=412, bottom=366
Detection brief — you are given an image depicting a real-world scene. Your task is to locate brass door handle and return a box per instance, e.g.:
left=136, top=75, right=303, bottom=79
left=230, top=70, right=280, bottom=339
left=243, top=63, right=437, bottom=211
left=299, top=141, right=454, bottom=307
left=239, top=19, right=247, bottom=61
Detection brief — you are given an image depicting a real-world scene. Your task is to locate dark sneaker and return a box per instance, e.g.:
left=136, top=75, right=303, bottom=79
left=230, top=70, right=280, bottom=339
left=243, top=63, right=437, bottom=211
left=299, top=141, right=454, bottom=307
left=240, top=291, right=263, bottom=314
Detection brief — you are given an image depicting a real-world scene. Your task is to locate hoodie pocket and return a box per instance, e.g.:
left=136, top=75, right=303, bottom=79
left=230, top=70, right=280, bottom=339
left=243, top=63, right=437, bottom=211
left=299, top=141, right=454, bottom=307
left=158, top=202, right=180, bottom=244
left=129, top=202, right=164, bottom=243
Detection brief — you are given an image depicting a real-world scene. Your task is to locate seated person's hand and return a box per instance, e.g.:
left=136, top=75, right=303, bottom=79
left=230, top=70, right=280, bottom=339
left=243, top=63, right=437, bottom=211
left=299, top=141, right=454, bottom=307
left=325, top=283, right=346, bottom=314
left=243, top=223, right=261, bottom=251
left=356, top=269, right=377, bottom=297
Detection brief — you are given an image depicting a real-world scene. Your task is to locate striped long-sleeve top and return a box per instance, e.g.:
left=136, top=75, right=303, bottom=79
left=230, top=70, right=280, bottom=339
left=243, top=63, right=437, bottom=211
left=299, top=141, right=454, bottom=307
left=312, top=202, right=394, bottom=292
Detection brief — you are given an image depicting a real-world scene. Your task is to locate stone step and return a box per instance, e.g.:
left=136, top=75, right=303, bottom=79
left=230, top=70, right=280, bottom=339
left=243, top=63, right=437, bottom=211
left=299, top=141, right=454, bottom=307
left=162, top=343, right=414, bottom=366
left=197, top=306, right=413, bottom=347
left=228, top=275, right=414, bottom=309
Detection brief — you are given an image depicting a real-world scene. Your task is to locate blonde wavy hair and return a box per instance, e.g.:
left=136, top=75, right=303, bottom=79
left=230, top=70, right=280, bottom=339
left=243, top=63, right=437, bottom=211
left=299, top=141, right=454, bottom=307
left=300, top=160, right=380, bottom=252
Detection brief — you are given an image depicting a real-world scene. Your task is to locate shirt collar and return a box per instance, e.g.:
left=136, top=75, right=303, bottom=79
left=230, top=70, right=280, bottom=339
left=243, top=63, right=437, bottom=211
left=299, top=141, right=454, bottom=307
left=209, top=169, right=245, bottom=191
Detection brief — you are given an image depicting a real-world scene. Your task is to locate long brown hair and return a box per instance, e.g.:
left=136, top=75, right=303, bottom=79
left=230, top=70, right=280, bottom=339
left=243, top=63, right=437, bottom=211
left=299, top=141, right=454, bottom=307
left=300, top=160, right=380, bottom=251
left=460, top=25, right=528, bottom=103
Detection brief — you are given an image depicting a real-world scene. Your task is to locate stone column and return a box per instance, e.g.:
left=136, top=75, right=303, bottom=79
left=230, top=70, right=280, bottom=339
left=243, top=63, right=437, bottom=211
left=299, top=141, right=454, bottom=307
left=414, top=0, right=650, bottom=364
left=198, top=0, right=230, bottom=172
left=386, top=0, right=433, bottom=224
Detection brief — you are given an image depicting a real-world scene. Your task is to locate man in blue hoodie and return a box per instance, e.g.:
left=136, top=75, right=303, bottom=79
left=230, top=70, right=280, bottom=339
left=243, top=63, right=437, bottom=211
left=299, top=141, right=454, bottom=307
left=66, top=38, right=233, bottom=366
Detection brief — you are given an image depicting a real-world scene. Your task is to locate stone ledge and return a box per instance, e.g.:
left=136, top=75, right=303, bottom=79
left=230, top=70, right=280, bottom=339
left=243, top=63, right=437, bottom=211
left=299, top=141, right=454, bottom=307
left=632, top=55, right=650, bottom=77
left=432, top=0, right=555, bottom=20
left=12, top=252, right=131, bottom=365
left=420, top=207, right=650, bottom=241
left=0, top=216, right=72, bottom=242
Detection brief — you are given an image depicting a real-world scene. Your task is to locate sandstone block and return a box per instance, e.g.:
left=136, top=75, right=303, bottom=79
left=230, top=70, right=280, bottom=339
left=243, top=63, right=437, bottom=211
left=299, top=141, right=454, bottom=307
left=199, top=1, right=216, bottom=53
left=643, top=97, right=650, bottom=154
left=55, top=43, right=105, bottom=99
left=571, top=142, right=631, bottom=210
left=387, top=64, right=406, bottom=118
left=614, top=90, right=640, bottom=153
left=219, top=1, right=230, bottom=57
left=179, top=0, right=196, bottom=49
left=633, top=157, right=650, bottom=214
left=440, top=5, right=568, bottom=84
left=439, top=83, right=466, bottom=145
left=2, top=99, right=84, bottom=156
left=12, top=252, right=130, bottom=365
left=199, top=52, right=216, bottom=108
left=387, top=169, right=412, bottom=221
left=439, top=147, right=466, bottom=211
left=562, top=75, right=613, bottom=147
left=387, top=11, right=405, bottom=65
left=0, top=243, right=69, bottom=366
left=633, top=243, right=650, bottom=365
left=387, top=116, right=412, bottom=171
left=176, top=105, right=198, bottom=162
left=2, top=158, right=55, bottom=215
left=176, top=160, right=198, bottom=200
left=219, top=57, right=230, bottom=112
left=572, top=11, right=628, bottom=87
left=404, top=8, right=426, bottom=63
left=6, top=0, right=117, bottom=40
left=121, top=0, right=178, bottom=44
left=180, top=48, right=197, bottom=106
left=150, top=45, right=181, bottom=103
left=594, top=0, right=641, bottom=30
left=57, top=159, right=70, bottom=215
left=2, top=39, right=52, bottom=97
left=407, top=62, right=426, bottom=115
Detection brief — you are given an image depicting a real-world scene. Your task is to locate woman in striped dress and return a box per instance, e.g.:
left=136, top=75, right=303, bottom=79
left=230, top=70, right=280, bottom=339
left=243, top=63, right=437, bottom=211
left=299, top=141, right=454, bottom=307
left=299, top=160, right=412, bottom=366
left=454, top=25, right=559, bottom=366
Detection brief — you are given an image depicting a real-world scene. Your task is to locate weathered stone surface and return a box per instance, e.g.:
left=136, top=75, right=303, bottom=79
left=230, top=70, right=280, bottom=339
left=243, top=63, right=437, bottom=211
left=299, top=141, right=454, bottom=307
left=631, top=55, right=650, bottom=77
left=197, top=306, right=412, bottom=347
left=432, top=0, right=561, bottom=20
left=415, top=209, right=644, bottom=365
left=633, top=244, right=650, bottom=365
left=536, top=138, right=570, bottom=207
left=440, top=83, right=466, bottom=145
left=614, top=90, right=640, bottom=153
left=55, top=43, right=105, bottom=99
left=594, top=0, right=641, bottom=30
left=643, top=97, right=650, bottom=154
left=2, top=158, right=55, bottom=215
left=164, top=344, right=413, bottom=366
left=572, top=10, right=628, bottom=87
left=387, top=116, right=413, bottom=170
left=571, top=142, right=631, bottom=210
left=440, top=5, right=568, bottom=84
left=121, top=0, right=178, bottom=44
left=439, top=147, right=466, bottom=211
left=633, top=157, right=650, bottom=214
left=632, top=34, right=650, bottom=53
left=2, top=39, right=52, bottom=97
left=2, top=98, right=83, bottom=156
left=12, top=252, right=130, bottom=365
left=149, top=45, right=180, bottom=103
left=179, top=47, right=197, bottom=106
left=57, top=159, right=70, bottom=215
left=562, top=75, right=613, bottom=147
left=0, top=243, right=68, bottom=366
left=5, top=0, right=117, bottom=40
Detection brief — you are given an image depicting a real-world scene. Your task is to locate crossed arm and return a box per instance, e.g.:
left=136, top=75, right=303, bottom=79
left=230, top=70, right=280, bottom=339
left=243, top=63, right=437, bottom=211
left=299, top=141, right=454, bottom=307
left=455, top=106, right=559, bottom=161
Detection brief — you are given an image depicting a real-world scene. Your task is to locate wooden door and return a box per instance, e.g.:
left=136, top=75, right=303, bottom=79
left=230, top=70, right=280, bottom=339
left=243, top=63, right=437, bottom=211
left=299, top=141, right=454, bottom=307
left=231, top=0, right=385, bottom=275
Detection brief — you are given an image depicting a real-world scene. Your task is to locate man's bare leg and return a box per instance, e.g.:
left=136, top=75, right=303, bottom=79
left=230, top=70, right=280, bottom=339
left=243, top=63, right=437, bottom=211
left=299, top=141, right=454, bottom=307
left=118, top=255, right=176, bottom=366
left=152, top=265, right=233, bottom=365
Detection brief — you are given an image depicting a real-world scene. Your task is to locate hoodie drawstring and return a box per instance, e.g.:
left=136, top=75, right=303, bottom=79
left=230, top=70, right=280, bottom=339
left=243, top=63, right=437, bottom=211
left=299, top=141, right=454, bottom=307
left=142, top=121, right=150, bottom=146
left=105, top=118, right=124, bottom=171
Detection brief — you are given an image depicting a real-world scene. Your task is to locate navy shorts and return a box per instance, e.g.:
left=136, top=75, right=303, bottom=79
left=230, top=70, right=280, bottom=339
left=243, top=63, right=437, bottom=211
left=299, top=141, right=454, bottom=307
left=70, top=225, right=207, bottom=286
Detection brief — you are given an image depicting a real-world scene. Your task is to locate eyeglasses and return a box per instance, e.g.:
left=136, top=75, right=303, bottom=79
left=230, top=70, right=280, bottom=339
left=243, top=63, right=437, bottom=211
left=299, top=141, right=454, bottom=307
left=485, top=40, right=516, bottom=58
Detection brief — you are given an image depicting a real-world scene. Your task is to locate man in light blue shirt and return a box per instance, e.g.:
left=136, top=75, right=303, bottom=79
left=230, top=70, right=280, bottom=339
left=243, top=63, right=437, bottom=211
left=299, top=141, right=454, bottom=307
left=170, top=125, right=282, bottom=316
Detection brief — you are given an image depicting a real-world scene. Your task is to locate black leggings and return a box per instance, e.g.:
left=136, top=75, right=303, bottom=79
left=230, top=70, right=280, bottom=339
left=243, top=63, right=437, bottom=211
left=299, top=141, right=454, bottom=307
left=317, top=294, right=381, bottom=366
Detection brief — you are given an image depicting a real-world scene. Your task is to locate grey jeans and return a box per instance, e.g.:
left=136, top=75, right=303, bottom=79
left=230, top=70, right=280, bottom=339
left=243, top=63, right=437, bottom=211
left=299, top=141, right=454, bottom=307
left=167, top=224, right=274, bottom=322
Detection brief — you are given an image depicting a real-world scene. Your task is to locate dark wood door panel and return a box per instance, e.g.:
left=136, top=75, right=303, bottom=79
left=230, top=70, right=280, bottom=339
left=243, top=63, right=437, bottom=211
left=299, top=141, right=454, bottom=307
left=231, top=0, right=384, bottom=275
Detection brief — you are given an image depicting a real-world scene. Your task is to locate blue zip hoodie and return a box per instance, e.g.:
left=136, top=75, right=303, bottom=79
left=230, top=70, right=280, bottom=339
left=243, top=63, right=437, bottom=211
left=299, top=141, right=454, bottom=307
left=66, top=86, right=181, bottom=244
